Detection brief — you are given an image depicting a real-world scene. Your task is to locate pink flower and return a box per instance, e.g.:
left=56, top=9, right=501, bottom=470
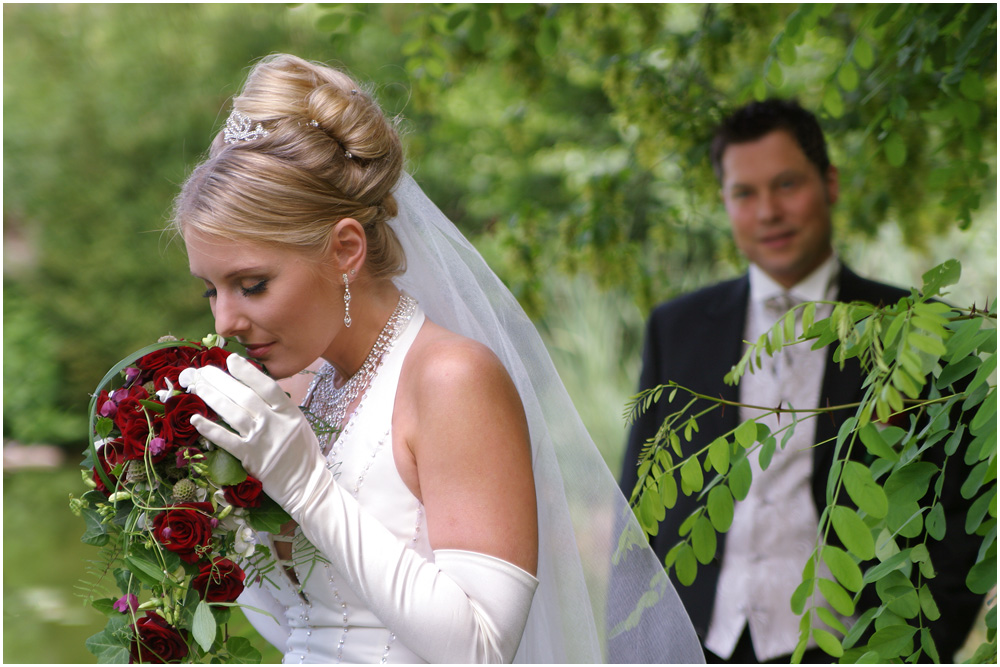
left=113, top=594, right=138, bottom=614
left=149, top=437, right=167, bottom=457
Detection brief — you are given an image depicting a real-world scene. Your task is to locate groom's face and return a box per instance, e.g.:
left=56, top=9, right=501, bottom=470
left=720, top=129, right=838, bottom=289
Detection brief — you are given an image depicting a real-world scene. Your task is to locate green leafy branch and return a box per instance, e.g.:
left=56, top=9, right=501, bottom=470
left=627, top=260, right=996, bottom=663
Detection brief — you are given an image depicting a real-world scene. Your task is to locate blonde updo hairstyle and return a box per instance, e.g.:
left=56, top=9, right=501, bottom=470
left=172, top=54, right=406, bottom=279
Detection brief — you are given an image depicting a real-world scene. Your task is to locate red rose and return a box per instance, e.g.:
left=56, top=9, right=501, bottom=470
left=193, top=346, right=230, bottom=370
left=153, top=366, right=188, bottom=393
left=136, top=346, right=198, bottom=384
left=151, top=502, right=215, bottom=563
left=112, top=386, right=151, bottom=433
left=192, top=557, right=246, bottom=603
left=161, top=394, right=214, bottom=449
left=93, top=439, right=126, bottom=495
left=121, top=414, right=163, bottom=462
left=130, top=611, right=188, bottom=663
left=223, top=476, right=263, bottom=508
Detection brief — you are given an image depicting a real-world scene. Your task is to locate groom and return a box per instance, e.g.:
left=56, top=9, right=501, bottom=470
left=620, top=99, right=981, bottom=662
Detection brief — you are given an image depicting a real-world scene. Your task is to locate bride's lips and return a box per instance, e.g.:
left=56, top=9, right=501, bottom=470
left=242, top=342, right=275, bottom=358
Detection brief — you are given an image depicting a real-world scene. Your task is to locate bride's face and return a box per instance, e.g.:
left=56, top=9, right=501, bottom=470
left=185, top=231, right=340, bottom=380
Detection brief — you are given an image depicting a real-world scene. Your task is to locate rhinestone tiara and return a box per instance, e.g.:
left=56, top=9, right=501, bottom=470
left=223, top=109, right=269, bottom=144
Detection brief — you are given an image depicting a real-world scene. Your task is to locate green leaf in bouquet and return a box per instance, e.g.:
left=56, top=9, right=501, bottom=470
left=91, top=597, right=117, bottom=617
left=85, top=614, right=132, bottom=663
left=247, top=494, right=293, bottom=533
left=114, top=568, right=140, bottom=596
left=96, top=416, right=115, bottom=440
left=81, top=506, right=111, bottom=546
left=139, top=399, right=166, bottom=415
left=206, top=448, right=249, bottom=486
left=225, top=636, right=263, bottom=664
left=124, top=555, right=168, bottom=587
left=192, top=600, right=218, bottom=652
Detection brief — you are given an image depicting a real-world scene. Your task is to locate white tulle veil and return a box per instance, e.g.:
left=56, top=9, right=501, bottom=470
left=388, top=173, right=704, bottom=663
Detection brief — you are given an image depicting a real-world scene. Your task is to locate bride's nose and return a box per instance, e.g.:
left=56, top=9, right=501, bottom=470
left=213, top=293, right=250, bottom=338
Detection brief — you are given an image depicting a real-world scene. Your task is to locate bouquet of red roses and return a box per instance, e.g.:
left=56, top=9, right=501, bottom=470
left=75, top=334, right=291, bottom=664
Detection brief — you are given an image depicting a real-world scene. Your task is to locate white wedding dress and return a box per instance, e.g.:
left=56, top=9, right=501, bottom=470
left=238, top=307, right=432, bottom=664
left=235, top=174, right=705, bottom=664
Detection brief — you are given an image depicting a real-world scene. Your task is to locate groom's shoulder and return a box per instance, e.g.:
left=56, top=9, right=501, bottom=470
left=650, top=275, right=746, bottom=324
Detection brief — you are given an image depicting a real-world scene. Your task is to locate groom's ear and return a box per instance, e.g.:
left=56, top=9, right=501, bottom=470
left=326, top=218, right=367, bottom=274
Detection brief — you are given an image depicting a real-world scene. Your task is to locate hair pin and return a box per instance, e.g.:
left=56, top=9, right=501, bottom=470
left=223, top=109, right=268, bottom=144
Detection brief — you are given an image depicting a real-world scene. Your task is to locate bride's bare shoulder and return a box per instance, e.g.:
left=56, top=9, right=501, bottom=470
left=404, top=319, right=510, bottom=393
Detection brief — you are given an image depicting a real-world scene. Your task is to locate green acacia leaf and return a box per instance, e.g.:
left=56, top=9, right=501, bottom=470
left=758, top=437, right=776, bottom=471
left=938, top=355, right=980, bottom=388
left=707, top=485, right=735, bottom=532
left=675, top=542, right=697, bottom=586
left=867, top=623, right=916, bottom=658
left=918, top=584, right=941, bottom=621
left=735, top=420, right=757, bottom=449
left=842, top=461, right=889, bottom=518
left=692, top=515, right=717, bottom=565
left=680, top=456, right=704, bottom=494
left=822, top=545, right=864, bottom=592
left=858, top=423, right=898, bottom=461
left=920, top=259, right=962, bottom=297
left=920, top=627, right=941, bottom=664
left=818, top=577, right=856, bottom=616
left=863, top=548, right=912, bottom=585
left=813, top=627, right=845, bottom=658
left=925, top=502, right=947, bottom=541
left=802, top=302, right=817, bottom=333
left=967, top=487, right=996, bottom=534
left=907, top=331, right=947, bottom=357
left=970, top=392, right=997, bottom=433
left=830, top=505, right=875, bottom=560
left=816, top=606, right=849, bottom=635
left=192, top=600, right=217, bottom=652
left=658, top=472, right=678, bottom=510
left=790, top=577, right=815, bottom=615
left=966, top=555, right=997, bottom=594
left=729, top=456, right=752, bottom=501
left=708, top=437, right=730, bottom=475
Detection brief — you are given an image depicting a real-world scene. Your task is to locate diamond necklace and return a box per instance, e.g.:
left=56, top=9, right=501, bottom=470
left=302, top=294, right=417, bottom=453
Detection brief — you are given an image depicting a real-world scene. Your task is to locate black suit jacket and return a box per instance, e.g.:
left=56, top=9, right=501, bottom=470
left=620, top=265, right=980, bottom=660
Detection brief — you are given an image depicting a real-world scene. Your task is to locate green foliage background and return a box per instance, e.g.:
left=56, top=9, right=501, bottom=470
left=2, top=3, right=995, bottom=663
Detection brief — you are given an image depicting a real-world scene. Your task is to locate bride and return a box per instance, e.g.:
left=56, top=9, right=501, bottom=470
left=174, top=53, right=702, bottom=664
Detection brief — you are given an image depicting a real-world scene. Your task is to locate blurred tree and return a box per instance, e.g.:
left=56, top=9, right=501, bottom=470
left=312, top=3, right=997, bottom=310
left=3, top=4, right=352, bottom=444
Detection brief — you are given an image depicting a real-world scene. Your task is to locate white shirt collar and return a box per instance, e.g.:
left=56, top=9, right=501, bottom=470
left=749, top=254, right=840, bottom=304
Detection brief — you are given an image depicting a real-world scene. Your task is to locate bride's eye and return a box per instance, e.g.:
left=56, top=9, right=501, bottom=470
left=241, top=280, right=268, bottom=297
left=202, top=287, right=217, bottom=299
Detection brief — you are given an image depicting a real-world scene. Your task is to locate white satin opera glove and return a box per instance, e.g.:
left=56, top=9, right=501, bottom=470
left=180, top=354, right=538, bottom=663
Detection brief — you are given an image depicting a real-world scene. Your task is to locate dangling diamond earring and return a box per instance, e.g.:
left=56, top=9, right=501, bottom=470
left=343, top=273, right=352, bottom=328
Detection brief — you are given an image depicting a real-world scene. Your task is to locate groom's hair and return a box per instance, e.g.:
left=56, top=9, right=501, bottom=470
left=710, top=98, right=831, bottom=182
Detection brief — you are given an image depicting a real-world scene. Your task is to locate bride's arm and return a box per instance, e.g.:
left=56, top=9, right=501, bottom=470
left=399, top=336, right=538, bottom=575
left=181, top=353, right=538, bottom=664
